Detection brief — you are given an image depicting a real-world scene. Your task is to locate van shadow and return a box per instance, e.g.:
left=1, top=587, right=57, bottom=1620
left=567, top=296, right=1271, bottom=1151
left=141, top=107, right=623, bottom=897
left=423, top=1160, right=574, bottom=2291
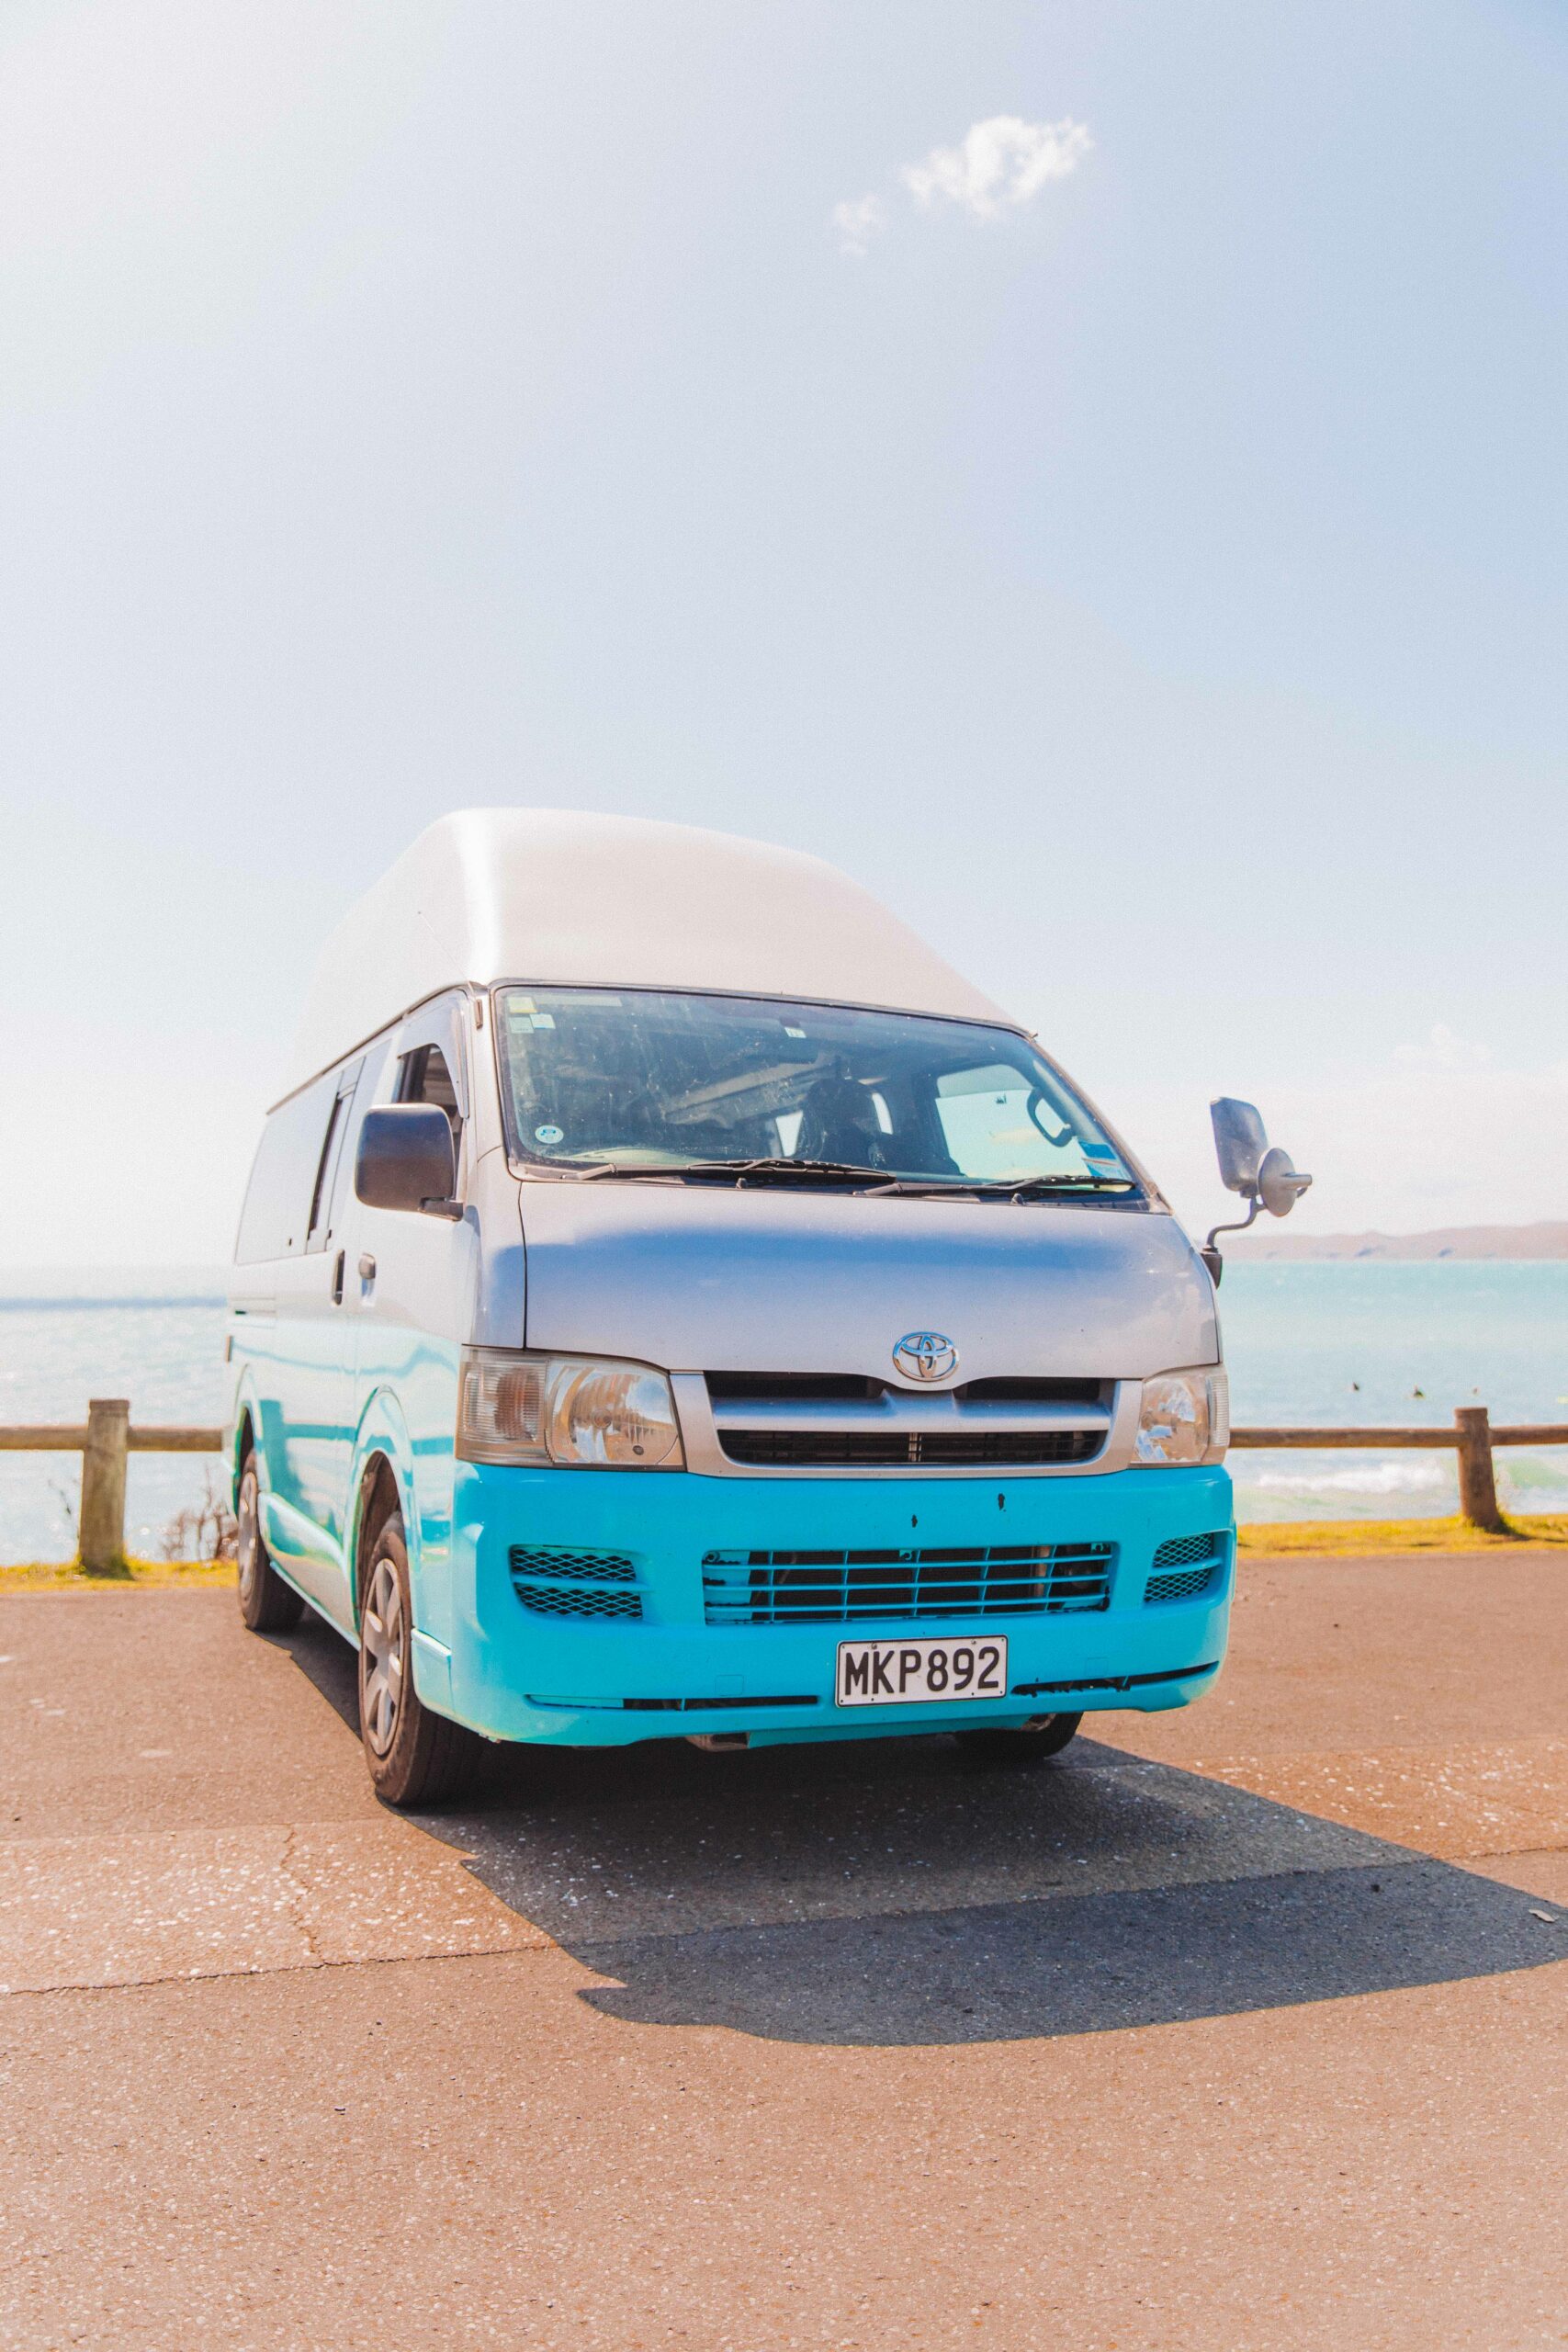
left=269, top=1606, right=361, bottom=1732
left=273, top=1615, right=1559, bottom=2047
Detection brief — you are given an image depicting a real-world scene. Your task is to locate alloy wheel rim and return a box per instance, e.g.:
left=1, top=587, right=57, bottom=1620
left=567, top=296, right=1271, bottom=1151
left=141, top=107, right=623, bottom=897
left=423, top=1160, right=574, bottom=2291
left=361, top=1555, right=405, bottom=1757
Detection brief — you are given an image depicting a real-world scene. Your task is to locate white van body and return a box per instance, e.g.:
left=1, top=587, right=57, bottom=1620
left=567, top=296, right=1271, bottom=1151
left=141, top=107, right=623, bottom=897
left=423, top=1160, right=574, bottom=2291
left=228, top=811, right=1231, bottom=1792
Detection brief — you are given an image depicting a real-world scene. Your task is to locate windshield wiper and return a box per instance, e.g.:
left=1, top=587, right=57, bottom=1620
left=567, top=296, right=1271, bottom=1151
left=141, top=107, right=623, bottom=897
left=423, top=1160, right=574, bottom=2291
left=983, top=1174, right=1135, bottom=1198
left=543, top=1163, right=685, bottom=1182
left=676, top=1157, right=905, bottom=1189
left=563, top=1157, right=904, bottom=1189
left=542, top=1159, right=1132, bottom=1197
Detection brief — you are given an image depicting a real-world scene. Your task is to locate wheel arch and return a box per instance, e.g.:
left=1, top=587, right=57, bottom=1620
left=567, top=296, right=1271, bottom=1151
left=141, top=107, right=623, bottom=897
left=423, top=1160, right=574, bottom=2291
left=229, top=1379, right=263, bottom=1510
left=346, top=1389, right=417, bottom=1633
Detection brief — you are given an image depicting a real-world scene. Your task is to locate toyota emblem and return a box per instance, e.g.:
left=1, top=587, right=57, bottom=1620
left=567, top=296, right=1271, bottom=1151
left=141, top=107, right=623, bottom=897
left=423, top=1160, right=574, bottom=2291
left=892, top=1330, right=958, bottom=1384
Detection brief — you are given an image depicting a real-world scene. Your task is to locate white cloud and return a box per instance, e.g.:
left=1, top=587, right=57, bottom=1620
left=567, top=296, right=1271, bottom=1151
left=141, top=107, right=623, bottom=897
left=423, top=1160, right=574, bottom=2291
left=833, top=112, right=1091, bottom=258
left=901, top=114, right=1092, bottom=222
left=832, top=193, right=886, bottom=257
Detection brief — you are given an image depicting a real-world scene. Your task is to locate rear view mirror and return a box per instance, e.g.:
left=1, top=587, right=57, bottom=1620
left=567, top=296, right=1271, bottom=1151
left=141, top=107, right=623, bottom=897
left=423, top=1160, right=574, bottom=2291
left=1210, top=1099, right=1269, bottom=1195
left=355, top=1105, right=461, bottom=1218
left=1202, top=1099, right=1313, bottom=1283
left=1257, top=1145, right=1313, bottom=1217
left=1209, top=1099, right=1311, bottom=1216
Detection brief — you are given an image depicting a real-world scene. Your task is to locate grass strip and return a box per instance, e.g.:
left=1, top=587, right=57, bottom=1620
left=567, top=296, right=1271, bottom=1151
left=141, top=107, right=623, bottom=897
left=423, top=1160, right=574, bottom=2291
left=1237, top=1513, right=1568, bottom=1555
left=0, top=1556, right=240, bottom=1592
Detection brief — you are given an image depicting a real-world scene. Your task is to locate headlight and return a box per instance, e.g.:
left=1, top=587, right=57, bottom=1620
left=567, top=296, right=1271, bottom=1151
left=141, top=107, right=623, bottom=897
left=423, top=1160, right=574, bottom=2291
left=457, top=1349, right=684, bottom=1468
left=1134, top=1367, right=1227, bottom=1464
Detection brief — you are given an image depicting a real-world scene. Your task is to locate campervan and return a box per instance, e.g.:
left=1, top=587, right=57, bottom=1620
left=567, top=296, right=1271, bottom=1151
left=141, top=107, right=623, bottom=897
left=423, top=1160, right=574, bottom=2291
left=227, top=811, right=1308, bottom=1803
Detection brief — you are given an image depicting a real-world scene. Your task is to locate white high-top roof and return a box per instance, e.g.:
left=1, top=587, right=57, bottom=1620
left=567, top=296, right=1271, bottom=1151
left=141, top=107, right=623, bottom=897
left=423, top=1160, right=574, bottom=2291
left=287, top=809, right=1011, bottom=1090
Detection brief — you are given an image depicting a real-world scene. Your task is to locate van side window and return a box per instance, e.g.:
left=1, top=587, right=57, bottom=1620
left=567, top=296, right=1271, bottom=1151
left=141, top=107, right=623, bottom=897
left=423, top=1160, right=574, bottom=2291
left=234, top=1075, right=340, bottom=1264
left=396, top=1045, right=462, bottom=1154
left=304, top=1059, right=364, bottom=1251
left=305, top=1096, right=345, bottom=1244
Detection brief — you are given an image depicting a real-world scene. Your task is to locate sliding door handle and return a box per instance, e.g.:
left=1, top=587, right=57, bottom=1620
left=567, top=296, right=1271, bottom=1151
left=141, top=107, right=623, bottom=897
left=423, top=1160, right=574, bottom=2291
left=357, top=1252, right=377, bottom=1283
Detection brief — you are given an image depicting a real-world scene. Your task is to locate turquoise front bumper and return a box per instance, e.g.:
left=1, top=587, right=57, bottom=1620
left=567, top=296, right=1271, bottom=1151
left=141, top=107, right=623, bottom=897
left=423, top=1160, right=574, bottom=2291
left=433, top=1461, right=1235, bottom=1747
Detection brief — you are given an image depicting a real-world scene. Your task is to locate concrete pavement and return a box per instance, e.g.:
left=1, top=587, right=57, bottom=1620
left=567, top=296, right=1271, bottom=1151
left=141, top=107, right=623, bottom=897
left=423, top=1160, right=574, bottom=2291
left=2, top=1552, right=1565, bottom=2348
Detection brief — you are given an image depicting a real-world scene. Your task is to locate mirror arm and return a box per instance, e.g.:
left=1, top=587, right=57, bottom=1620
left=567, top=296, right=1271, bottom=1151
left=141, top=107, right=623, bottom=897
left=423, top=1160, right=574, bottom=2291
left=1205, top=1194, right=1260, bottom=1251
left=1201, top=1193, right=1261, bottom=1285
left=420, top=1197, right=466, bottom=1222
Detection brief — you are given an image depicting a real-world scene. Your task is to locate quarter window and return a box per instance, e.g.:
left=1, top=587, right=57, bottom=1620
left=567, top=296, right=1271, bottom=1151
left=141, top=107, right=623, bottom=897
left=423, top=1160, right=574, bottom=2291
left=396, top=1044, right=462, bottom=1146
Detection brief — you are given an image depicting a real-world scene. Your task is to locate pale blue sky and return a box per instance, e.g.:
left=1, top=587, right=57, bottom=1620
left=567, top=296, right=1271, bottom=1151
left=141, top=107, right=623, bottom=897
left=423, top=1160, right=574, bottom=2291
left=2, top=0, right=1564, bottom=1263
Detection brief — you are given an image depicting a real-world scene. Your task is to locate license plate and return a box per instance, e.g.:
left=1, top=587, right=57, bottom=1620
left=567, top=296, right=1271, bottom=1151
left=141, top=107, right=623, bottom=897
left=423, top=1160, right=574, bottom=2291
left=835, top=1634, right=1009, bottom=1708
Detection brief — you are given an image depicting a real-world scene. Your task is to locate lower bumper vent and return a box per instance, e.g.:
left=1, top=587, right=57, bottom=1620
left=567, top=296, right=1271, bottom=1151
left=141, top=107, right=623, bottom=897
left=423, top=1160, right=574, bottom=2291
left=508, top=1544, right=644, bottom=1621
left=1013, top=1662, right=1219, bottom=1696
left=1145, top=1531, right=1227, bottom=1605
left=508, top=1546, right=636, bottom=1581
left=513, top=1584, right=643, bottom=1621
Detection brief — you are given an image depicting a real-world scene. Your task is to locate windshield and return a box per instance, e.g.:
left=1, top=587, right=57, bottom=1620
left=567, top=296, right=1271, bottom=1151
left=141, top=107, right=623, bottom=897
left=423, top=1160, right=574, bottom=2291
left=495, top=988, right=1139, bottom=1193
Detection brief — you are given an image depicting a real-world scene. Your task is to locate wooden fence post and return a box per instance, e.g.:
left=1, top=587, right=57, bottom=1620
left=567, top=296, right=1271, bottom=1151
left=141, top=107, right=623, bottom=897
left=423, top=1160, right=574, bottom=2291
left=79, top=1397, right=130, bottom=1571
left=1454, top=1405, right=1505, bottom=1534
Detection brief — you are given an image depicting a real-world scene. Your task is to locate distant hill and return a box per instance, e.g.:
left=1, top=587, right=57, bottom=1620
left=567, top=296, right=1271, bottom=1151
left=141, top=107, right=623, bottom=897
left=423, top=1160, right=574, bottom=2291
left=1223, top=1221, right=1568, bottom=1261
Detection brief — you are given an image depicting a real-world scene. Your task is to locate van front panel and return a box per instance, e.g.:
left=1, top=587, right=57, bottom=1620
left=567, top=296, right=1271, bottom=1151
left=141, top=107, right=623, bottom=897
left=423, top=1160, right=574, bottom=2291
left=438, top=1459, right=1233, bottom=1746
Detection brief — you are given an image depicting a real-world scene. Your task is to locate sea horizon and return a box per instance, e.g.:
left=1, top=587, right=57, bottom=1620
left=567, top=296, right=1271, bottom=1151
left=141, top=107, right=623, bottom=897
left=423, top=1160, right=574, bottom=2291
left=2, top=1259, right=1564, bottom=1558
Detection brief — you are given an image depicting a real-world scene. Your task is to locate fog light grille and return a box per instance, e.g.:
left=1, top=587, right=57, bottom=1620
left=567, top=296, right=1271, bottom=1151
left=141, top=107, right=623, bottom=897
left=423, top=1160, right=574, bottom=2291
left=1145, top=1531, right=1227, bottom=1604
left=507, top=1546, right=636, bottom=1582
left=1151, top=1532, right=1224, bottom=1569
left=513, top=1582, right=643, bottom=1621
left=508, top=1545, right=643, bottom=1620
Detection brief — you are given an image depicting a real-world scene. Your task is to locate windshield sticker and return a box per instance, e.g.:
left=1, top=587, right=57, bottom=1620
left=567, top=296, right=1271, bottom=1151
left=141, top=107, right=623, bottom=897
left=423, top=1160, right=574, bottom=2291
left=534, top=1124, right=565, bottom=1145
left=530, top=1012, right=556, bottom=1029
left=784, top=1025, right=807, bottom=1037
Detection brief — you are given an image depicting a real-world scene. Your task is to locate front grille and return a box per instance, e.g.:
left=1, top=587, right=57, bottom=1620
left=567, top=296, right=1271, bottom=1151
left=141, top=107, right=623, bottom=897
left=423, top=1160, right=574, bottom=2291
left=705, top=1372, right=884, bottom=1403
left=705, top=1372, right=1102, bottom=1407
left=957, top=1377, right=1103, bottom=1405
left=702, top=1542, right=1114, bottom=1626
left=716, top=1429, right=1101, bottom=1469
left=513, top=1583, right=644, bottom=1621
left=508, top=1544, right=643, bottom=1621
left=1145, top=1530, right=1226, bottom=1604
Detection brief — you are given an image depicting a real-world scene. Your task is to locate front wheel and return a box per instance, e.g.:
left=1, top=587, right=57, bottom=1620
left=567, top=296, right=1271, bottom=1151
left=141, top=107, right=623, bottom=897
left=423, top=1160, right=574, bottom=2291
left=358, top=1512, right=483, bottom=1807
left=236, top=1455, right=304, bottom=1633
left=954, top=1713, right=1083, bottom=1767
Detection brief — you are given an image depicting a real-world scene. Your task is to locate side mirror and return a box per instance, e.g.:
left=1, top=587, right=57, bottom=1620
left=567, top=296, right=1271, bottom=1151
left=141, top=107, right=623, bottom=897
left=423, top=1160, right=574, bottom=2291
left=1257, top=1144, right=1312, bottom=1218
left=355, top=1105, right=461, bottom=1218
left=1203, top=1099, right=1313, bottom=1283
left=1211, top=1098, right=1269, bottom=1195
left=1209, top=1099, right=1311, bottom=1216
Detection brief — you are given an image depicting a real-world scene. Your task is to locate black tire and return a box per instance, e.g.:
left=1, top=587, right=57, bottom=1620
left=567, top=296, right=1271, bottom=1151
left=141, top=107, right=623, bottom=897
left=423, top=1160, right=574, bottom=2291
left=358, top=1511, right=483, bottom=1807
left=236, top=1453, right=304, bottom=1633
left=955, top=1712, right=1083, bottom=1767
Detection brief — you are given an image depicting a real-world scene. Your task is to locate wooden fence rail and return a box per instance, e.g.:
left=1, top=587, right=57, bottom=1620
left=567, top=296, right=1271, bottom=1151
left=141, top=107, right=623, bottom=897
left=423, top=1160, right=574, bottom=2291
left=1, top=1401, right=1565, bottom=1570
left=0, top=1401, right=226, bottom=1571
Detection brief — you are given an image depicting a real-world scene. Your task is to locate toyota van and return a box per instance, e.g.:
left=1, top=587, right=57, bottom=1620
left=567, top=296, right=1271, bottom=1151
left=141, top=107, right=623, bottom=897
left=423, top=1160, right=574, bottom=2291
left=226, top=810, right=1307, bottom=1804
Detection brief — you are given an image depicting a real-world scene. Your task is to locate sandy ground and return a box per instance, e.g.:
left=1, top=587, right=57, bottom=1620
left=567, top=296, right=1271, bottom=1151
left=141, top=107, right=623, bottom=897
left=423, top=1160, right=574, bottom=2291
left=2, top=1551, right=1565, bottom=2350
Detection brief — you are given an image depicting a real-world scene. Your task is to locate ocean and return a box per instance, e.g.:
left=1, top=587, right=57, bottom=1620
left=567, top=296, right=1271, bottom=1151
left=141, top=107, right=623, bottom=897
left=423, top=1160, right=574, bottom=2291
left=1, top=1261, right=1564, bottom=1561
